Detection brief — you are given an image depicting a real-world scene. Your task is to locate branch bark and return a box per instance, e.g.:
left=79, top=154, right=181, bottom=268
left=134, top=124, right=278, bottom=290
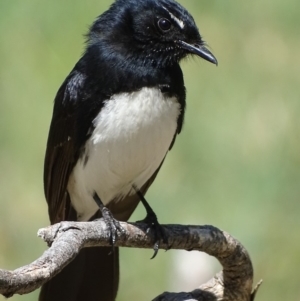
left=0, top=221, right=261, bottom=300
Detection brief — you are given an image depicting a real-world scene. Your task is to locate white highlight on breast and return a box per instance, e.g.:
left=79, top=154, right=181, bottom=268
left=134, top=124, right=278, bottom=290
left=67, top=87, right=180, bottom=221
left=162, top=6, right=185, bottom=29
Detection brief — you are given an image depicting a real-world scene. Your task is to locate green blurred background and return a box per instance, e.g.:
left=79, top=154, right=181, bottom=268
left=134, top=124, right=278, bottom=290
left=0, top=0, right=299, bottom=300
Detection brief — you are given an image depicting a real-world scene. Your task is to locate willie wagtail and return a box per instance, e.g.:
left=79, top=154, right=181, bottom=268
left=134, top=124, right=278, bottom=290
left=39, top=0, right=217, bottom=300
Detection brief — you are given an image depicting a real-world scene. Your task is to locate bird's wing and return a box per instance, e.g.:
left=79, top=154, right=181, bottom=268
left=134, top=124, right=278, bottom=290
left=44, top=69, right=89, bottom=224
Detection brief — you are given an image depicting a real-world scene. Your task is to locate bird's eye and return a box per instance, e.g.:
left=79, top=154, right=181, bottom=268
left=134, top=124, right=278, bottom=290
left=157, top=18, right=171, bottom=31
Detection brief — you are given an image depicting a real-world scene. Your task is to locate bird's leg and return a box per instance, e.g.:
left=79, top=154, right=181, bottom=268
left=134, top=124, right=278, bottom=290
left=133, top=186, right=168, bottom=259
left=93, top=192, right=125, bottom=246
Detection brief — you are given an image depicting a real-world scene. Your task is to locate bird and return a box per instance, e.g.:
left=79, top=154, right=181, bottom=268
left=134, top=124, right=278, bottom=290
left=39, top=0, right=217, bottom=300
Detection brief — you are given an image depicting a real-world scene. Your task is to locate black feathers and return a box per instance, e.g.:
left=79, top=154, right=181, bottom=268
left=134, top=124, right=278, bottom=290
left=44, top=0, right=216, bottom=220
left=41, top=1, right=217, bottom=300
left=87, top=0, right=204, bottom=68
left=44, top=0, right=217, bottom=222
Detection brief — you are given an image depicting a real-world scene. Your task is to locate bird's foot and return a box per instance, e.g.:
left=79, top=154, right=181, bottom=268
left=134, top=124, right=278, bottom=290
left=93, top=192, right=125, bottom=246
left=137, top=210, right=168, bottom=259
left=101, top=206, right=125, bottom=246
left=132, top=186, right=168, bottom=258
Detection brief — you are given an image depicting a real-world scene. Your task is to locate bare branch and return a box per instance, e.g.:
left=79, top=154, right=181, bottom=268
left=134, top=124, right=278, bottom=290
left=0, top=221, right=260, bottom=300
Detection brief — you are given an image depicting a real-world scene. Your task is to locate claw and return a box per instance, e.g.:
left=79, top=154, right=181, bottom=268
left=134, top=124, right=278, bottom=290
left=133, top=186, right=170, bottom=257
left=136, top=198, right=169, bottom=258
left=101, top=206, right=124, bottom=246
left=93, top=192, right=124, bottom=247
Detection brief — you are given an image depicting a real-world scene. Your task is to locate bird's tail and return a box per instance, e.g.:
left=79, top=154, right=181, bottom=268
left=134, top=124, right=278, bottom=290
left=39, top=246, right=119, bottom=301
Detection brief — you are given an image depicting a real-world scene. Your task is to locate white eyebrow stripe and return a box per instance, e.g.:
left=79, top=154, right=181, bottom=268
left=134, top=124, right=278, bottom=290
left=162, top=6, right=185, bottom=29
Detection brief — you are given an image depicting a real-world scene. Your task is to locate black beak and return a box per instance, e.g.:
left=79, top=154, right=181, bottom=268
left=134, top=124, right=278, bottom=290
left=177, top=40, right=218, bottom=65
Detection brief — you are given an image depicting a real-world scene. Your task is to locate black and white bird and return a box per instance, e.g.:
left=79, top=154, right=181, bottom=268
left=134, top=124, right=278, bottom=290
left=39, top=0, right=217, bottom=300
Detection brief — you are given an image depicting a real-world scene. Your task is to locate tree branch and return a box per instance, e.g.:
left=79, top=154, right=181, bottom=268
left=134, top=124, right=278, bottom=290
left=0, top=220, right=261, bottom=300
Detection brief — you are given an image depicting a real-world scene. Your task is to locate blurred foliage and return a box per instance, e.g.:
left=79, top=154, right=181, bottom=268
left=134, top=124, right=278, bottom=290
left=0, top=0, right=299, bottom=300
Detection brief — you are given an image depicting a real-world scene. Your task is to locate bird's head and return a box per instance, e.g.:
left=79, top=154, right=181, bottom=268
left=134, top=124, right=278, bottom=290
left=88, top=0, right=217, bottom=67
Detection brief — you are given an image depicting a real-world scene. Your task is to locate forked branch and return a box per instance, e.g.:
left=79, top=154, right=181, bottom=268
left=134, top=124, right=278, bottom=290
left=0, top=221, right=261, bottom=300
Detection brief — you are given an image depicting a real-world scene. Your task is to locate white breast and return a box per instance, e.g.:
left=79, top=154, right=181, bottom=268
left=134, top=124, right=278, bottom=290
left=67, top=87, right=180, bottom=221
